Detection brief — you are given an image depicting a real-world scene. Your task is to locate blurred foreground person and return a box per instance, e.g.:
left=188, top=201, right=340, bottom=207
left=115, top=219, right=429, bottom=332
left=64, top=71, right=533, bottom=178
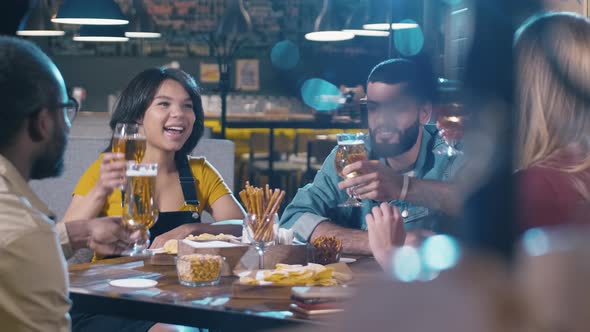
left=331, top=11, right=590, bottom=332
left=0, top=37, right=138, bottom=331
left=513, top=12, right=590, bottom=230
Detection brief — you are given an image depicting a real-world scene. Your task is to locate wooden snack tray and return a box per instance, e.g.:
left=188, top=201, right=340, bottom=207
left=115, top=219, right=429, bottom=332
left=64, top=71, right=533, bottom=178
left=145, top=244, right=310, bottom=277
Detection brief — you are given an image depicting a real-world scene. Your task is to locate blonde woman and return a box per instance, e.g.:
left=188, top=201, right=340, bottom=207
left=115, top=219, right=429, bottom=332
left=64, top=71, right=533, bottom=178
left=514, top=12, right=590, bottom=230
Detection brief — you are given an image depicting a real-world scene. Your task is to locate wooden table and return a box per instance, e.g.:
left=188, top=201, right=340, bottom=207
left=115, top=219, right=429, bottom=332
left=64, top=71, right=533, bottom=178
left=68, top=256, right=379, bottom=331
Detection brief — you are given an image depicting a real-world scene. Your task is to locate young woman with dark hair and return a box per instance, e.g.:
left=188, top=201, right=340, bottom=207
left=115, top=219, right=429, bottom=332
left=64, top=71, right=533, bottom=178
left=63, top=68, right=244, bottom=251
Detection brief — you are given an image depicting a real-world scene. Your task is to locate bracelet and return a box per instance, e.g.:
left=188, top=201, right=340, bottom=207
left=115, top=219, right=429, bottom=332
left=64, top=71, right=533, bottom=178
left=399, top=175, right=410, bottom=201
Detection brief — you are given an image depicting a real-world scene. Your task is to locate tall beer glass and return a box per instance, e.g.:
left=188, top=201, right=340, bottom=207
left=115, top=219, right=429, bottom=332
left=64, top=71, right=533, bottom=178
left=121, top=162, right=158, bottom=256
left=112, top=123, right=146, bottom=162
left=334, top=133, right=367, bottom=207
left=113, top=123, right=146, bottom=207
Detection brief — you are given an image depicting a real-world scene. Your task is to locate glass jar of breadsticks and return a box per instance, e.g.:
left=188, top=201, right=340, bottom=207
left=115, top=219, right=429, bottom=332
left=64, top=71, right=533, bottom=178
left=239, top=183, right=285, bottom=270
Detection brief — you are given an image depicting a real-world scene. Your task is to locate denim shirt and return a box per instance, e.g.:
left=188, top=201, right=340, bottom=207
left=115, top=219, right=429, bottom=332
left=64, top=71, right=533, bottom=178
left=279, top=125, right=463, bottom=242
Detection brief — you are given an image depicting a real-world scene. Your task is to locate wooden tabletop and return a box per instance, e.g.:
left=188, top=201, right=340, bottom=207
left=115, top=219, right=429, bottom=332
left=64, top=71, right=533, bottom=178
left=68, top=255, right=380, bottom=331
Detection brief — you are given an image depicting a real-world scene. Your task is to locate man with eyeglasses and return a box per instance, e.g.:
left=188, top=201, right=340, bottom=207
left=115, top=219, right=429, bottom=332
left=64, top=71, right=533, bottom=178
left=0, top=37, right=139, bottom=331
left=280, top=58, right=464, bottom=255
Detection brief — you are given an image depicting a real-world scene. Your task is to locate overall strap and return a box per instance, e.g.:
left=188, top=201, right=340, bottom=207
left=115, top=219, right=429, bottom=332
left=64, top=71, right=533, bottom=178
left=177, top=155, right=200, bottom=219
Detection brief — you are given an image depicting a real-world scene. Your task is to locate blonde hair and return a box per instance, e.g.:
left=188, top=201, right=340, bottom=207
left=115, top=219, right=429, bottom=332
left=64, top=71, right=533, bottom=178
left=515, top=12, right=590, bottom=200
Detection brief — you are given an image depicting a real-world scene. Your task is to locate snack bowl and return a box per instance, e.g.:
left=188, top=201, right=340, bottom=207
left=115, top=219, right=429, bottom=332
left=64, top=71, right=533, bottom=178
left=176, top=253, right=224, bottom=287
left=312, top=236, right=343, bottom=265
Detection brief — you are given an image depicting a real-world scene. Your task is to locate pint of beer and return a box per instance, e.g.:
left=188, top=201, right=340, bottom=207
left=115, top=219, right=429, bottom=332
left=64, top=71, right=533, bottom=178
left=122, top=163, right=158, bottom=231
left=334, top=133, right=367, bottom=178
left=334, top=133, right=367, bottom=207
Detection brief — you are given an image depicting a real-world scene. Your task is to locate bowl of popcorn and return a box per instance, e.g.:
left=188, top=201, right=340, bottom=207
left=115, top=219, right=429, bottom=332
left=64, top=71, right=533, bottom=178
left=176, top=253, right=224, bottom=287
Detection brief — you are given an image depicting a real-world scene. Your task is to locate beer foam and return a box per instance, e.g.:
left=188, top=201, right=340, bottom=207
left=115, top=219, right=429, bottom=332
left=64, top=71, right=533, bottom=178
left=338, top=140, right=365, bottom=145
left=126, top=168, right=157, bottom=177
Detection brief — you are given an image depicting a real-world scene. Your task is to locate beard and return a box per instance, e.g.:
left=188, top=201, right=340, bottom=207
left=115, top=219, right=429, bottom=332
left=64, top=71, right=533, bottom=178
left=370, top=117, right=420, bottom=159
left=30, top=125, right=67, bottom=180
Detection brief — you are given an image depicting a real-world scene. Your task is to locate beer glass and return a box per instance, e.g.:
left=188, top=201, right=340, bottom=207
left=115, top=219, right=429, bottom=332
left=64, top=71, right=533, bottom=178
left=112, top=123, right=146, bottom=163
left=121, top=162, right=158, bottom=256
left=113, top=123, right=146, bottom=206
left=433, top=103, right=465, bottom=156
left=334, top=133, right=367, bottom=207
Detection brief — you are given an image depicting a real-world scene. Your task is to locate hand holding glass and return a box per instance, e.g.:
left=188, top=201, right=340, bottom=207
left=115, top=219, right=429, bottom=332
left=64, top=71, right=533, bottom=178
left=335, top=133, right=368, bottom=207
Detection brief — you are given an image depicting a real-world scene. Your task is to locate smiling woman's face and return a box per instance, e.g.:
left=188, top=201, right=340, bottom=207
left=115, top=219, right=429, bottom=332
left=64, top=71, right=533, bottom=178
left=141, top=79, right=196, bottom=153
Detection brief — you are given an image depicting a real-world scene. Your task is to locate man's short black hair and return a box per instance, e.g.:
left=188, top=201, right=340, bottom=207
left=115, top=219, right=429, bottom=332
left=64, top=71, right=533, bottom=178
left=0, top=36, right=60, bottom=149
left=367, top=58, right=437, bottom=103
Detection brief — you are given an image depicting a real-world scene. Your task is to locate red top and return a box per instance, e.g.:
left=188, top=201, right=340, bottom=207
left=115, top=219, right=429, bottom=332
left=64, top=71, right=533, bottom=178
left=516, top=165, right=590, bottom=232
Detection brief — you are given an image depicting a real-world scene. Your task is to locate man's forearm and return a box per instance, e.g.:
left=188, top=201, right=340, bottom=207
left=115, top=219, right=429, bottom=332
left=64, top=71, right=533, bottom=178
left=406, top=179, right=462, bottom=217
left=310, top=221, right=371, bottom=255
left=63, top=220, right=90, bottom=251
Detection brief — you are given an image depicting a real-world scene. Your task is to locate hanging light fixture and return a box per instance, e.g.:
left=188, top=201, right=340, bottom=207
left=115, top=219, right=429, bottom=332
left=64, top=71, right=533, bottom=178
left=342, top=2, right=389, bottom=37
left=305, top=0, right=354, bottom=42
left=73, top=25, right=128, bottom=42
left=362, top=0, right=419, bottom=31
left=363, top=22, right=419, bottom=30
left=17, top=0, right=65, bottom=36
left=125, top=0, right=160, bottom=38
left=53, top=0, right=128, bottom=25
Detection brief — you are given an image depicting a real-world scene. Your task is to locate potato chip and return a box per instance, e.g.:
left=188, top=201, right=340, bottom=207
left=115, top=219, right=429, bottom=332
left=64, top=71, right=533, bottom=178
left=163, top=239, right=178, bottom=254
left=239, top=263, right=351, bottom=286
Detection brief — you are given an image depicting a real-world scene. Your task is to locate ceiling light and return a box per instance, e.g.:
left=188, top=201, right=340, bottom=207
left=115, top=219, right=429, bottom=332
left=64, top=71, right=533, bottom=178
left=363, top=22, right=419, bottom=30
left=53, top=0, right=128, bottom=25
left=125, top=0, right=160, bottom=38
left=342, top=29, right=389, bottom=37
left=305, top=0, right=353, bottom=42
left=74, top=25, right=128, bottom=42
left=17, top=0, right=65, bottom=36
left=305, top=31, right=355, bottom=41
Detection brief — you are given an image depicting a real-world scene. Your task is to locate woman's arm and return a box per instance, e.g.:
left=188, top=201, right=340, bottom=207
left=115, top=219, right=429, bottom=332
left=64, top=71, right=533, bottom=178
left=62, top=153, right=126, bottom=222
left=206, top=194, right=246, bottom=221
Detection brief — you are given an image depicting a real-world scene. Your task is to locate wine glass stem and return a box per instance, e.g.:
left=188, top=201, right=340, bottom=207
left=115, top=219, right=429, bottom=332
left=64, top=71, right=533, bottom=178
left=257, top=247, right=264, bottom=270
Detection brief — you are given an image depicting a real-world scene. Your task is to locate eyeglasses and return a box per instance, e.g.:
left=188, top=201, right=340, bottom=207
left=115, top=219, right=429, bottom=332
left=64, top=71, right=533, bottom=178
left=57, top=97, right=79, bottom=125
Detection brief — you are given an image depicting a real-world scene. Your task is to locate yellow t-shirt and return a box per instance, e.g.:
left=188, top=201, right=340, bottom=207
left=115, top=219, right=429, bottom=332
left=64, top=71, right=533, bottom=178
left=73, top=155, right=232, bottom=217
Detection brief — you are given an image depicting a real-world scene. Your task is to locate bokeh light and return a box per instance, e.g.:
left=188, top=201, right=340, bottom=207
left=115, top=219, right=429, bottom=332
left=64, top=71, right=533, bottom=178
left=270, top=40, right=300, bottom=70
left=300, top=78, right=342, bottom=111
left=421, top=235, right=461, bottom=271
left=392, top=246, right=422, bottom=282
left=394, top=19, right=424, bottom=56
left=522, top=228, right=551, bottom=257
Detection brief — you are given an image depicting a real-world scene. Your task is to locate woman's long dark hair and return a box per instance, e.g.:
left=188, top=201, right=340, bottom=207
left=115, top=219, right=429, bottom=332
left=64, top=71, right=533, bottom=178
left=106, top=68, right=205, bottom=163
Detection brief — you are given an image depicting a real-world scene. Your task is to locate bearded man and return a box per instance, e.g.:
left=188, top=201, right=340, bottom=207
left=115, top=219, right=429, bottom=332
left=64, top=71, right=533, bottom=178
left=280, top=59, right=464, bottom=254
